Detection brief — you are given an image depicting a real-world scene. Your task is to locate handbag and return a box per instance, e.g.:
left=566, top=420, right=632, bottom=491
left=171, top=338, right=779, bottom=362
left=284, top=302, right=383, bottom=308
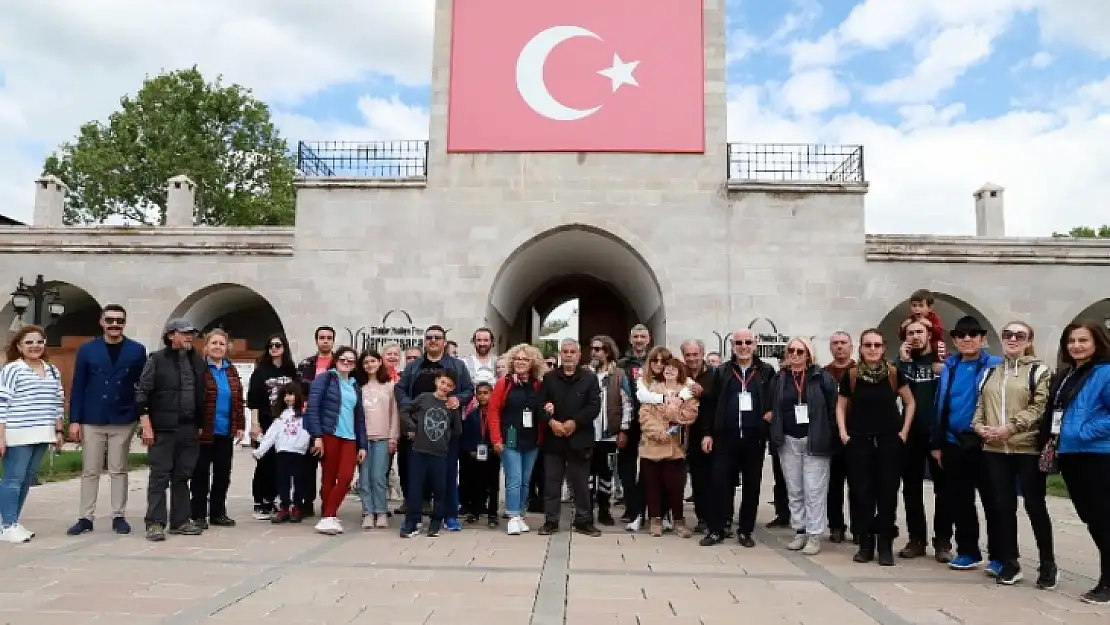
left=1038, top=437, right=1059, bottom=474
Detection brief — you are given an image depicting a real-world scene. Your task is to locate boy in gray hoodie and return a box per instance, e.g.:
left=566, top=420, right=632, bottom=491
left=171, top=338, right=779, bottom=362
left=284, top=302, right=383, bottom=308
left=400, top=370, right=463, bottom=537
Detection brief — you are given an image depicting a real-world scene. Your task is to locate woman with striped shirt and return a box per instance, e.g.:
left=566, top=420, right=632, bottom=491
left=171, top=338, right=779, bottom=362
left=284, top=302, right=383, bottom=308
left=0, top=325, right=65, bottom=544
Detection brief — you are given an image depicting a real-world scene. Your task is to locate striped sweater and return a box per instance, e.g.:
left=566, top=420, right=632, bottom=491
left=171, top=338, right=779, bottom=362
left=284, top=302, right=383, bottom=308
left=0, top=359, right=64, bottom=446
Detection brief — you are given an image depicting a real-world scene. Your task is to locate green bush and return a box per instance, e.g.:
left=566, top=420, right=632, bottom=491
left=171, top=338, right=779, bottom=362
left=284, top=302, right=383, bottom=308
left=0, top=450, right=149, bottom=483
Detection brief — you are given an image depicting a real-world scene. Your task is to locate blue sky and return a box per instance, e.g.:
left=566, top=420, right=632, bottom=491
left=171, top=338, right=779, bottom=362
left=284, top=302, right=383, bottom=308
left=2, top=1, right=1110, bottom=235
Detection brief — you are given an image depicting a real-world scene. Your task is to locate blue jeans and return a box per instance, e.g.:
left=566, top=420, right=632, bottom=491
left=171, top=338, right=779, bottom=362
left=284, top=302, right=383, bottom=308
left=405, top=452, right=447, bottom=528
left=501, top=447, right=538, bottom=516
left=0, top=443, right=49, bottom=527
left=358, top=439, right=392, bottom=515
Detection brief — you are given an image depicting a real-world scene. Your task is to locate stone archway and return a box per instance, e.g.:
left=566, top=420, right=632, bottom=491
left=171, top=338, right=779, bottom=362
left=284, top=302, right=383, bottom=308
left=168, top=283, right=286, bottom=357
left=877, top=290, right=1001, bottom=361
left=0, top=277, right=102, bottom=348
left=484, top=224, right=666, bottom=353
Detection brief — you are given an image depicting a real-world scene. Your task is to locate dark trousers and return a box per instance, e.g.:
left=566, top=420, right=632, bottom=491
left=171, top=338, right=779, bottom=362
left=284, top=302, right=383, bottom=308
left=146, top=424, right=200, bottom=528
left=641, top=458, right=685, bottom=521
left=275, top=451, right=311, bottom=509
left=846, top=433, right=903, bottom=538
left=769, top=441, right=790, bottom=520
left=590, top=440, right=617, bottom=515
left=252, top=448, right=277, bottom=506
left=900, top=428, right=932, bottom=542
left=459, top=451, right=500, bottom=518
left=189, top=435, right=234, bottom=520
left=687, top=444, right=712, bottom=523
left=529, top=451, right=545, bottom=510
left=1060, top=453, right=1110, bottom=585
left=709, top=432, right=765, bottom=535
left=397, top=437, right=412, bottom=500
left=985, top=452, right=1054, bottom=567
left=404, top=452, right=447, bottom=528
left=307, top=456, right=320, bottom=507
left=942, top=444, right=998, bottom=560
left=828, top=447, right=849, bottom=532
left=544, top=447, right=593, bottom=526
left=617, top=442, right=643, bottom=518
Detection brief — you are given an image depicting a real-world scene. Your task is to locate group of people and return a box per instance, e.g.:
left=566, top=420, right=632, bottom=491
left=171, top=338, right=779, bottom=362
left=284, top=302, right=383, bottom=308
left=1, top=290, right=1110, bottom=605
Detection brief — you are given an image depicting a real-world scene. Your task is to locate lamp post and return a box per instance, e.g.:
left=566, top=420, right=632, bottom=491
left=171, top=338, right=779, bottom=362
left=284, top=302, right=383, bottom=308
left=10, top=274, right=65, bottom=327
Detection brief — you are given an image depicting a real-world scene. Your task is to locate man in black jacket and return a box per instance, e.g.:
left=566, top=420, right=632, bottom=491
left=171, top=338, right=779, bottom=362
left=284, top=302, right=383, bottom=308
left=295, top=325, right=336, bottom=517
left=136, top=318, right=208, bottom=542
left=681, top=339, right=716, bottom=532
left=538, top=339, right=603, bottom=537
left=698, top=328, right=776, bottom=547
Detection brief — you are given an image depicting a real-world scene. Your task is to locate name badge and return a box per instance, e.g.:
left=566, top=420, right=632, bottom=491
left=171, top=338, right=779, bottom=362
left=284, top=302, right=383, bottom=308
left=794, top=404, right=810, bottom=425
left=1051, top=409, right=1063, bottom=435
left=739, top=392, right=753, bottom=412
left=522, top=409, right=534, bottom=429
left=476, top=443, right=489, bottom=461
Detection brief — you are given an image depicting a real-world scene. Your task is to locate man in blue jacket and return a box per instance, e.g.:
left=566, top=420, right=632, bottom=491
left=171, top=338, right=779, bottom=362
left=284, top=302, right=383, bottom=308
left=931, top=315, right=1002, bottom=574
left=65, top=304, right=148, bottom=536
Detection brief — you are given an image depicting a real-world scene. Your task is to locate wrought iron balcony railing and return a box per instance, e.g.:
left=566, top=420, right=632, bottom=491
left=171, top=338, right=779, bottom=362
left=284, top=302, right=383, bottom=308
left=296, top=140, right=428, bottom=178
left=727, top=143, right=865, bottom=184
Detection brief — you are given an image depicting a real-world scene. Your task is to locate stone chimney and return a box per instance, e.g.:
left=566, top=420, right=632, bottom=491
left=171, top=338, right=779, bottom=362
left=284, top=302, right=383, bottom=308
left=33, top=175, right=68, bottom=227
left=165, top=175, right=196, bottom=227
left=974, top=182, right=1005, bottom=237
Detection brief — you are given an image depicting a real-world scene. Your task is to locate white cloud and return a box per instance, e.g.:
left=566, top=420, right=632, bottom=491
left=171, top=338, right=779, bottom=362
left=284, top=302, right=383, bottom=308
left=779, top=69, right=851, bottom=116
left=1037, top=0, right=1110, bottom=57
left=1030, top=51, right=1054, bottom=68
left=865, top=24, right=1000, bottom=104
left=788, top=33, right=841, bottom=71
left=275, top=96, right=430, bottom=143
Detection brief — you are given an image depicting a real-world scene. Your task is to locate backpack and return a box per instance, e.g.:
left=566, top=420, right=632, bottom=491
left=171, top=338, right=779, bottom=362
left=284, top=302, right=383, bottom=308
left=848, top=364, right=898, bottom=394
left=979, top=363, right=1046, bottom=396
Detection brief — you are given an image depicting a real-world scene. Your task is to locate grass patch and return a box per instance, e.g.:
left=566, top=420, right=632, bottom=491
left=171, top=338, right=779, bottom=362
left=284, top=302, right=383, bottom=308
left=1046, top=474, right=1069, bottom=498
left=1, top=450, right=149, bottom=484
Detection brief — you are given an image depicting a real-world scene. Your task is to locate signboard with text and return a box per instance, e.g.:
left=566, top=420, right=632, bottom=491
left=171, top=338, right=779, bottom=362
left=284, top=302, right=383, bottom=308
left=345, top=310, right=429, bottom=353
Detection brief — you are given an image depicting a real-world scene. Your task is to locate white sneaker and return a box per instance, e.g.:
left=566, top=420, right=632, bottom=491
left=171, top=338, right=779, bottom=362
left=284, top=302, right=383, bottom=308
left=801, top=535, right=821, bottom=555
left=362, top=515, right=375, bottom=530
left=507, top=517, right=522, bottom=535
left=786, top=533, right=808, bottom=551
left=333, top=518, right=344, bottom=534
left=315, top=517, right=339, bottom=536
left=662, top=517, right=673, bottom=532
left=626, top=517, right=642, bottom=533
left=518, top=516, right=530, bottom=533
left=1, top=525, right=31, bottom=544
left=14, top=524, right=34, bottom=539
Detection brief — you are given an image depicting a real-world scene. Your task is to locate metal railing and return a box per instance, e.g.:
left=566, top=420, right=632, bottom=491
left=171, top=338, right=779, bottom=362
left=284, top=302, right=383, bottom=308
left=727, top=143, right=865, bottom=184
left=296, top=140, right=429, bottom=178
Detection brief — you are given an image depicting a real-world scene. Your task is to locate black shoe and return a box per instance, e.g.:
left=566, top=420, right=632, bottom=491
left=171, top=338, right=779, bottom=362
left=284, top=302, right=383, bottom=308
left=169, top=520, right=204, bottom=535
left=876, top=536, right=895, bottom=567
left=693, top=520, right=707, bottom=534
left=1036, top=562, right=1059, bottom=590
left=111, top=517, right=132, bottom=535
left=538, top=522, right=559, bottom=535
left=210, top=515, right=236, bottom=527
left=898, top=539, right=926, bottom=559
left=597, top=510, right=615, bottom=526
left=684, top=495, right=695, bottom=503
left=395, top=504, right=407, bottom=515
left=765, top=517, right=791, bottom=529
left=193, top=518, right=210, bottom=530
left=574, top=523, right=602, bottom=537
left=1081, top=585, right=1110, bottom=605
left=145, top=523, right=166, bottom=542
left=427, top=519, right=442, bottom=537
left=699, top=532, right=724, bottom=546
left=997, top=561, right=1023, bottom=585
left=854, top=536, right=875, bottom=563
left=464, top=513, right=479, bottom=524
left=487, top=517, right=499, bottom=529
left=67, top=518, right=93, bottom=536
left=829, top=528, right=845, bottom=544
left=737, top=533, right=755, bottom=548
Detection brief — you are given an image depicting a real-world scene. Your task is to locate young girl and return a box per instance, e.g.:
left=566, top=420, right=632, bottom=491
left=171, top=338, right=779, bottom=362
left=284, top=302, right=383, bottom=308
left=638, top=357, right=698, bottom=538
left=254, top=382, right=311, bottom=524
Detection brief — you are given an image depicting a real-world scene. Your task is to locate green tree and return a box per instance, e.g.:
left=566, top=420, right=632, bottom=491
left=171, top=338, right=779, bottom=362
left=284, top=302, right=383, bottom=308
left=539, top=318, right=569, bottom=336
left=42, top=67, right=295, bottom=226
left=1051, top=225, right=1110, bottom=238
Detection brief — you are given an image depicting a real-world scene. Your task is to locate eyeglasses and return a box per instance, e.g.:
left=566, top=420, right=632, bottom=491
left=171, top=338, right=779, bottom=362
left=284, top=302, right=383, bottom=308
left=21, top=339, right=45, bottom=346
left=652, top=358, right=668, bottom=363
left=734, top=340, right=753, bottom=346
left=425, top=335, right=445, bottom=341
left=336, top=357, right=356, bottom=365
left=1002, top=330, right=1029, bottom=341
left=103, top=317, right=126, bottom=325
left=787, top=348, right=807, bottom=356
left=952, top=331, right=984, bottom=339
left=591, top=345, right=604, bottom=351
left=861, top=342, right=883, bottom=349
left=268, top=342, right=284, bottom=349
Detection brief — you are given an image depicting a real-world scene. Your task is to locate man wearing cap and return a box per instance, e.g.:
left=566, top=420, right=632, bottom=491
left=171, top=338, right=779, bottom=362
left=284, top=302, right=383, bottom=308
left=135, top=318, right=209, bottom=541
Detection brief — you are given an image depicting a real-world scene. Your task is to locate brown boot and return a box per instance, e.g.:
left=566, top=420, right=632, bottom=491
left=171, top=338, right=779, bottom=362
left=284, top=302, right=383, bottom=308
left=673, top=519, right=693, bottom=539
left=650, top=518, right=663, bottom=537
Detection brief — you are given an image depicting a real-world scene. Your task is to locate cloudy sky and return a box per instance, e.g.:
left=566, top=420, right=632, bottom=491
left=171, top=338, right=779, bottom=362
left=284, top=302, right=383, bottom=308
left=1, top=0, right=1108, bottom=235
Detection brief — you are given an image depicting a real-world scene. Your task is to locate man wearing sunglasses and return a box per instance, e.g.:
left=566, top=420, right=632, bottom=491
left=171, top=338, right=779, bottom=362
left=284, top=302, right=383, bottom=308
left=66, top=305, right=148, bottom=537
left=395, top=325, right=475, bottom=528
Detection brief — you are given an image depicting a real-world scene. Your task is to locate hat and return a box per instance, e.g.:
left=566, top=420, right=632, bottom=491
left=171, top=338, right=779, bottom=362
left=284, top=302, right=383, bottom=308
left=164, top=318, right=196, bottom=334
left=950, top=315, right=985, bottom=337
left=473, top=369, right=496, bottom=386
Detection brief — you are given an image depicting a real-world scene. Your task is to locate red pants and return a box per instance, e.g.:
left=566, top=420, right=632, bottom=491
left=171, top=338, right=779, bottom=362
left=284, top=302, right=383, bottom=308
left=320, top=435, right=357, bottom=518
left=641, top=458, right=685, bottom=522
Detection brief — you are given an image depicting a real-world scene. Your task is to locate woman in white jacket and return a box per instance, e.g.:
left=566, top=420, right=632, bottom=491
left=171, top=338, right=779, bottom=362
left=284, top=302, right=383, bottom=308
left=254, top=382, right=312, bottom=524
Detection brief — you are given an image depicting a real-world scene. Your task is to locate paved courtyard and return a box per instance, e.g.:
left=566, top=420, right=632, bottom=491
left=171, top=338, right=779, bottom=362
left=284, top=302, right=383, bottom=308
left=1, top=448, right=1108, bottom=625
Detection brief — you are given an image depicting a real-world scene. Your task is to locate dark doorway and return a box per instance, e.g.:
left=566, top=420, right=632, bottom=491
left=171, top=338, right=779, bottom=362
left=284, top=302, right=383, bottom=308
left=503, top=275, right=637, bottom=354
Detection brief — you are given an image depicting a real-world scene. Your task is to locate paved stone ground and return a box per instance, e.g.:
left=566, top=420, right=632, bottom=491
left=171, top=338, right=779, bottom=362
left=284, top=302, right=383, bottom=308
left=1, top=448, right=1108, bottom=625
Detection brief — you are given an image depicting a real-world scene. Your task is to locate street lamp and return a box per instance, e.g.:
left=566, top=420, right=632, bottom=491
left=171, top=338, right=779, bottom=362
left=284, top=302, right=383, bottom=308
left=10, top=274, right=65, bottom=326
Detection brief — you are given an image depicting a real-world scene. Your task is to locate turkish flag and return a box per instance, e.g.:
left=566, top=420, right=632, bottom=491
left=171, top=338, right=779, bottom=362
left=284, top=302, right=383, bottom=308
left=447, top=0, right=704, bottom=153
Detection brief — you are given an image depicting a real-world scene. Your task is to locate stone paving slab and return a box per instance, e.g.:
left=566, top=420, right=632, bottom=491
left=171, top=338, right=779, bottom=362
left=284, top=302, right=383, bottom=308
left=0, top=447, right=1107, bottom=625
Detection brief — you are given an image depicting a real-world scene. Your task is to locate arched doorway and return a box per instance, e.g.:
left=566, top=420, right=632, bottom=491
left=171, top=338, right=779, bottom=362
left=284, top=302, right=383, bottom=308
left=168, top=283, right=286, bottom=359
left=878, top=291, right=1000, bottom=360
left=485, top=225, right=666, bottom=354
left=1069, top=299, right=1110, bottom=330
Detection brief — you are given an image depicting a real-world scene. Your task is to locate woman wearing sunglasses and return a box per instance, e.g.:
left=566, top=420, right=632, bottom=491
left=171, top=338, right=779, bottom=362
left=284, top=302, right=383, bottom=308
left=246, top=333, right=300, bottom=520
left=304, top=346, right=368, bottom=535
left=769, top=337, right=838, bottom=555
left=971, top=321, right=1055, bottom=588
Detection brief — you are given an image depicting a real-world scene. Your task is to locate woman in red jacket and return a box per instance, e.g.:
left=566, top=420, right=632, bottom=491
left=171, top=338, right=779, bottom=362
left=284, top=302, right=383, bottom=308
left=487, top=343, right=545, bottom=535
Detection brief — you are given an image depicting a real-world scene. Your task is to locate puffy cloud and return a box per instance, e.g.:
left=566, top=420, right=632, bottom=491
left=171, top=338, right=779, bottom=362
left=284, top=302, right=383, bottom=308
left=779, top=69, right=851, bottom=116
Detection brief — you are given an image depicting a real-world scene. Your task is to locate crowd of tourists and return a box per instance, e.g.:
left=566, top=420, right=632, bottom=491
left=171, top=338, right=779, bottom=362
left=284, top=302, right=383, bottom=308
left=1, top=288, right=1109, bottom=605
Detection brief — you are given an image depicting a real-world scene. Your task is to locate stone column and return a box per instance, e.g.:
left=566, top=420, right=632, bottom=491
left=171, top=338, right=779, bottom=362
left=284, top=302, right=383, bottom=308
left=33, top=175, right=68, bottom=227
left=165, top=175, right=196, bottom=227
left=974, top=182, right=1005, bottom=237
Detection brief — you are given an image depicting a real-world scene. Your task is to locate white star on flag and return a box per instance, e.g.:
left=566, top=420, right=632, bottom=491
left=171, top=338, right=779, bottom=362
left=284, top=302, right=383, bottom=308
left=597, top=54, right=640, bottom=92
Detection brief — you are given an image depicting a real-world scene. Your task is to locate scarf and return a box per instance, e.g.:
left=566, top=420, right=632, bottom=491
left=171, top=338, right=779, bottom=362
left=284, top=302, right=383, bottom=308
left=857, top=359, right=890, bottom=384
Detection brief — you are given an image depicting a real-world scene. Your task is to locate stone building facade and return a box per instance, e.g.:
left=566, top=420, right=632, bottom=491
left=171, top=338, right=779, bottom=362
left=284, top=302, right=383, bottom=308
left=1, top=0, right=1108, bottom=367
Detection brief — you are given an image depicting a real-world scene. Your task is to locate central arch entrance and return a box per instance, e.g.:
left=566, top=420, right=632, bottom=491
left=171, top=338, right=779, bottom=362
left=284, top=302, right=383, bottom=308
left=485, top=225, right=666, bottom=354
